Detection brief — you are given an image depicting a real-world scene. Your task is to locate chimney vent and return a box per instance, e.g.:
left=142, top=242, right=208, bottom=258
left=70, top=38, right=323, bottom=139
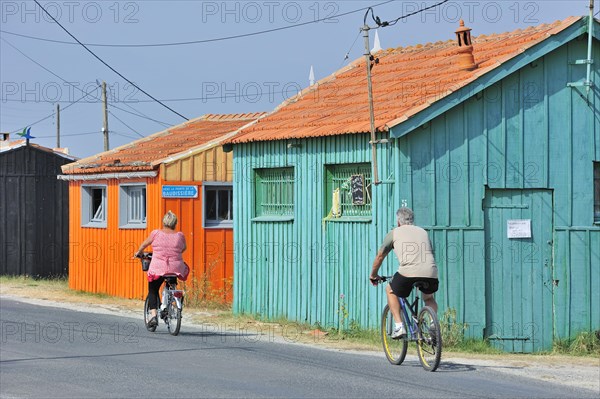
left=0, top=133, right=9, bottom=150
left=455, top=20, right=477, bottom=71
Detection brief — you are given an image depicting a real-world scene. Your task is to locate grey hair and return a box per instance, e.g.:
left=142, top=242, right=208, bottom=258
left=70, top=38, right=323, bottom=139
left=163, top=211, right=178, bottom=229
left=396, top=207, right=414, bottom=225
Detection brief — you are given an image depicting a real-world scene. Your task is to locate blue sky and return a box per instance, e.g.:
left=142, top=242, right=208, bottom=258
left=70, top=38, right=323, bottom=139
left=0, top=0, right=592, bottom=158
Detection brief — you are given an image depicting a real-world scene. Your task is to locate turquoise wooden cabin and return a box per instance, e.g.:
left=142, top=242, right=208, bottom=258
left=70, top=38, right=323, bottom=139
left=227, top=17, right=600, bottom=352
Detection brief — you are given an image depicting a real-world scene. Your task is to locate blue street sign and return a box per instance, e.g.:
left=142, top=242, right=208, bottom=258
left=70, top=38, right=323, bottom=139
left=162, top=185, right=198, bottom=198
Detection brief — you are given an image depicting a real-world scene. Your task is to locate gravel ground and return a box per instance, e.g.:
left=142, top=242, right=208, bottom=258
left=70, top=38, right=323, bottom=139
left=2, top=294, right=599, bottom=395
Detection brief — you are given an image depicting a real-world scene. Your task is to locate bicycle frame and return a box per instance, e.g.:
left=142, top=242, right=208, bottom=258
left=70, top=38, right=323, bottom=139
left=384, top=295, right=422, bottom=340
left=138, top=253, right=185, bottom=336
left=399, top=296, right=421, bottom=341
left=161, top=276, right=184, bottom=311
left=378, top=275, right=442, bottom=371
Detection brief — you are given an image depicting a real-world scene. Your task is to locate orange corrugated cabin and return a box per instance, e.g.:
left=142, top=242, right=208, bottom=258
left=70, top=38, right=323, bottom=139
left=59, top=113, right=264, bottom=302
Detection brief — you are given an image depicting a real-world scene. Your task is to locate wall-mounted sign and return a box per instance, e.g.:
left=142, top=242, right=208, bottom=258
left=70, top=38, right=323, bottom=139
left=162, top=185, right=198, bottom=198
left=507, top=219, right=531, bottom=238
left=351, top=174, right=364, bottom=205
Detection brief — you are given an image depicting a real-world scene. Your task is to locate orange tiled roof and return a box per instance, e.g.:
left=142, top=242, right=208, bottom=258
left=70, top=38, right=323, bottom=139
left=230, top=17, right=581, bottom=144
left=64, top=113, right=264, bottom=174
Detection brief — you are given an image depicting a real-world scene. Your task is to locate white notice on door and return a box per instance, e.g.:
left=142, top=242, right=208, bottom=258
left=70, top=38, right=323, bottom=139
left=507, top=219, right=531, bottom=238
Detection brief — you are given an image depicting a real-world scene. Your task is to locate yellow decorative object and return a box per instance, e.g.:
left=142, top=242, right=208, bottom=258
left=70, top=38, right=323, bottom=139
left=332, top=188, right=341, bottom=217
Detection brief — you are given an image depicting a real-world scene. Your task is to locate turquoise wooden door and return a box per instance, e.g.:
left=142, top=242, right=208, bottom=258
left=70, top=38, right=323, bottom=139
left=483, top=189, right=554, bottom=352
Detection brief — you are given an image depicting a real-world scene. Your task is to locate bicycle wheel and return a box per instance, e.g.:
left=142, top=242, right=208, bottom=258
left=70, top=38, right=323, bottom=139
left=166, top=296, right=182, bottom=336
left=380, top=305, right=408, bottom=365
left=144, top=295, right=158, bottom=332
left=416, top=306, right=442, bottom=371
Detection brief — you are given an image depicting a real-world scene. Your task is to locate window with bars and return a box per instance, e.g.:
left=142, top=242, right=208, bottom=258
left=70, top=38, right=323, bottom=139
left=595, top=162, right=600, bottom=223
left=325, top=163, right=372, bottom=219
left=119, top=184, right=147, bottom=228
left=254, top=167, right=294, bottom=218
left=82, top=185, right=107, bottom=228
left=204, top=184, right=233, bottom=228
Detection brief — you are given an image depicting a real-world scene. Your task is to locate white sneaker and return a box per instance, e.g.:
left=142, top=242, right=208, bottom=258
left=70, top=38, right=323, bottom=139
left=391, top=324, right=406, bottom=339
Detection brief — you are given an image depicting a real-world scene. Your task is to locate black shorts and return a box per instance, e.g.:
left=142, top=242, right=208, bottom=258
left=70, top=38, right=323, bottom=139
left=389, top=273, right=439, bottom=298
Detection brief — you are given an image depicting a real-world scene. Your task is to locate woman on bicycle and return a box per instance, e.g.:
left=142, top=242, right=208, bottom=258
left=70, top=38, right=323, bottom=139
left=135, top=211, right=188, bottom=328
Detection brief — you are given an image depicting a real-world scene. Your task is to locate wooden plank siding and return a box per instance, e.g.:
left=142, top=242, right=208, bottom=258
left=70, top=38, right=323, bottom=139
left=0, top=146, right=71, bottom=277
left=162, top=146, right=233, bottom=182
left=233, top=37, right=600, bottom=346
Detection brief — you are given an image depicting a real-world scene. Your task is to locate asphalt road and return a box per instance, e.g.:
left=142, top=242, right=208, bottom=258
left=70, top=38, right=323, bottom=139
left=0, top=298, right=596, bottom=399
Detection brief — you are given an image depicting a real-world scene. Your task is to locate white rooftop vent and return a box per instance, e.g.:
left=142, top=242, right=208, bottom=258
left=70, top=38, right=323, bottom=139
left=372, top=30, right=382, bottom=52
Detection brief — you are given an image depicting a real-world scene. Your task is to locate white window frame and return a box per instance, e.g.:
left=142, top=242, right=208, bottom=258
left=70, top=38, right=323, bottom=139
left=203, top=182, right=233, bottom=228
left=82, top=185, right=107, bottom=228
left=119, top=183, right=147, bottom=229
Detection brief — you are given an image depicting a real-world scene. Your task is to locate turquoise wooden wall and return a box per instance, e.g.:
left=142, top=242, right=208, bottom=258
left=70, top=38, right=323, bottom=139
left=233, top=34, right=600, bottom=348
left=233, top=135, right=392, bottom=329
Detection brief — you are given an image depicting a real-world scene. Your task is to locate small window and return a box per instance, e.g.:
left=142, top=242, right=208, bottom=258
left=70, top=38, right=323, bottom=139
left=325, top=163, right=372, bottom=220
left=204, top=184, right=233, bottom=228
left=82, top=185, right=107, bottom=228
left=119, top=184, right=147, bottom=229
left=594, top=162, right=600, bottom=223
left=254, top=167, right=294, bottom=219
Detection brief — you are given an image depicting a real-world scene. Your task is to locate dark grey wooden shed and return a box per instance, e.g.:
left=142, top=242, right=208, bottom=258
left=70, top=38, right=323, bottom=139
left=0, top=137, right=77, bottom=277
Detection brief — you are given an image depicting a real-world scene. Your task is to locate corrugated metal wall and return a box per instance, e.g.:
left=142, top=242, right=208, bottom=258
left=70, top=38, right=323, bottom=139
left=162, top=145, right=234, bottom=302
left=0, top=146, right=70, bottom=277
left=233, top=135, right=393, bottom=327
left=162, top=185, right=233, bottom=303
left=233, top=37, right=600, bottom=348
left=68, top=176, right=161, bottom=299
left=68, top=145, right=234, bottom=302
left=393, top=38, right=600, bottom=344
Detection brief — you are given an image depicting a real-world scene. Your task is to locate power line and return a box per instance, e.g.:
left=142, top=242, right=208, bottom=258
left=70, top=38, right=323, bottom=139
left=33, top=0, right=189, bottom=121
left=367, top=0, right=450, bottom=27
left=36, top=130, right=139, bottom=140
left=2, top=36, right=103, bottom=133
left=35, top=130, right=102, bottom=138
left=339, top=31, right=362, bottom=70
left=2, top=36, right=174, bottom=129
left=108, top=110, right=145, bottom=138
left=112, top=131, right=142, bottom=140
left=2, top=98, right=101, bottom=104
left=1, top=37, right=101, bottom=102
left=108, top=103, right=172, bottom=127
left=8, top=87, right=99, bottom=134
left=117, top=100, right=173, bottom=127
left=4, top=1, right=396, bottom=48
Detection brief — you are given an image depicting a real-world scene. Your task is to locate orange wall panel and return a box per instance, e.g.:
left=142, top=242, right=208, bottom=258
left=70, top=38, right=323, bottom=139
left=159, top=179, right=233, bottom=303
left=68, top=177, right=161, bottom=300
left=69, top=174, right=234, bottom=304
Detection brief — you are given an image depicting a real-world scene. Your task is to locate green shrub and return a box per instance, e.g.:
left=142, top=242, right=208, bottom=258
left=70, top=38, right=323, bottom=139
left=553, top=331, right=600, bottom=356
left=439, top=307, right=468, bottom=347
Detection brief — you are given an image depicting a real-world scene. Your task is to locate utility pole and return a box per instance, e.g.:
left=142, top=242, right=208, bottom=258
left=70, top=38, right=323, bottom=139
left=56, top=103, right=60, bottom=148
left=102, top=81, right=109, bottom=151
left=361, top=23, right=381, bottom=185
left=586, top=0, right=594, bottom=94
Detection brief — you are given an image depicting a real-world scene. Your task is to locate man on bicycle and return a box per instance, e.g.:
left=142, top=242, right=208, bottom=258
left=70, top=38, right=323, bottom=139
left=370, top=207, right=439, bottom=338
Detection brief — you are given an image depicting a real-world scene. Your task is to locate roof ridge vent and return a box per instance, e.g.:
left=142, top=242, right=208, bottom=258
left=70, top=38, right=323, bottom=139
left=455, top=20, right=477, bottom=71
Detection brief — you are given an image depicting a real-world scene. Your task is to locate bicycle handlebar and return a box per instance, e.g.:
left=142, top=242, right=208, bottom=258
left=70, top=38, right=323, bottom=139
left=134, top=252, right=152, bottom=259
left=370, top=275, right=393, bottom=285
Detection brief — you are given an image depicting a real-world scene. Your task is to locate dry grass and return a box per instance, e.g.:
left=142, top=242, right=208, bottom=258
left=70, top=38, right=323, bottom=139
left=0, top=276, right=141, bottom=311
